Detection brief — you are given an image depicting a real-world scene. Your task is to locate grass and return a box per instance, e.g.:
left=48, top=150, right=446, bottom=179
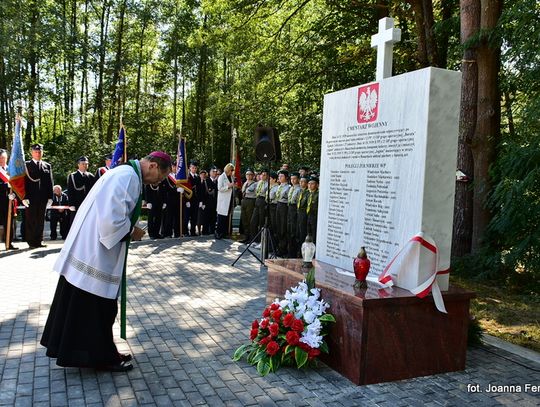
left=451, top=275, right=540, bottom=352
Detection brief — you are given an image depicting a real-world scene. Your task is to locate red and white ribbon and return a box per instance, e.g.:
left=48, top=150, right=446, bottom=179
left=379, top=233, right=448, bottom=313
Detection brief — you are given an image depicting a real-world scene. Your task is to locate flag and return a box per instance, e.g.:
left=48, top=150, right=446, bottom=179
left=175, top=137, right=193, bottom=199
left=8, top=118, right=26, bottom=199
left=111, top=126, right=126, bottom=168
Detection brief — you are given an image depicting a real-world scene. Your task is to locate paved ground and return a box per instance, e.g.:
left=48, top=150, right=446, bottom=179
left=0, top=237, right=539, bottom=406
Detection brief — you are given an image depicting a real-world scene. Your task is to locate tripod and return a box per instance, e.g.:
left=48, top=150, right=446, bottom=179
left=232, top=167, right=276, bottom=267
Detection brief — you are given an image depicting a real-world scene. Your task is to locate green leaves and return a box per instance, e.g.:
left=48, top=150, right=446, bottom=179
left=318, top=314, right=336, bottom=323
left=232, top=343, right=251, bottom=361
left=294, top=347, right=308, bottom=368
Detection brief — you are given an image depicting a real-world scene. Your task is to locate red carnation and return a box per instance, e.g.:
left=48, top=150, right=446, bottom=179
left=272, top=309, right=283, bottom=321
left=251, top=319, right=259, bottom=329
left=283, top=313, right=295, bottom=327
left=285, top=330, right=300, bottom=346
left=299, top=342, right=311, bottom=352
left=250, top=328, right=259, bottom=340
left=270, top=303, right=280, bottom=311
left=260, top=318, right=269, bottom=329
left=262, top=308, right=271, bottom=318
left=308, top=348, right=321, bottom=359
left=259, top=336, right=271, bottom=346
left=266, top=340, right=280, bottom=356
left=269, top=322, right=279, bottom=337
left=291, top=319, right=305, bottom=332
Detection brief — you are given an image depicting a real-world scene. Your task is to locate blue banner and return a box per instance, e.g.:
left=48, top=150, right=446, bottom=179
left=111, top=126, right=126, bottom=168
left=175, top=137, right=188, bottom=182
left=8, top=119, right=26, bottom=199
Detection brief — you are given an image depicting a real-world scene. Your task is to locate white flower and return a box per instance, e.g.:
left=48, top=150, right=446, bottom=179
left=303, top=310, right=317, bottom=324
left=300, top=332, right=323, bottom=348
left=279, top=299, right=290, bottom=309
left=306, top=318, right=322, bottom=335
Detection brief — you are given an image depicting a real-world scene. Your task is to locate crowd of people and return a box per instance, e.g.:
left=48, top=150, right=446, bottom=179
left=0, top=144, right=319, bottom=258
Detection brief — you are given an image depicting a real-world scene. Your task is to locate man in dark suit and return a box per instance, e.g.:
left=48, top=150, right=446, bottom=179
left=67, top=156, right=95, bottom=231
left=24, top=144, right=54, bottom=248
left=205, top=166, right=219, bottom=235
left=49, top=185, right=69, bottom=240
left=185, top=160, right=200, bottom=236
left=162, top=165, right=181, bottom=238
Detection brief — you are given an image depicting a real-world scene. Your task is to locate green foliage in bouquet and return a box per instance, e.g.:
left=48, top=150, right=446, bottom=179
left=233, top=272, right=335, bottom=376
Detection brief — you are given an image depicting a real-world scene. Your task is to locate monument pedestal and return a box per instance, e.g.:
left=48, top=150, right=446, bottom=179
left=266, top=259, right=475, bottom=385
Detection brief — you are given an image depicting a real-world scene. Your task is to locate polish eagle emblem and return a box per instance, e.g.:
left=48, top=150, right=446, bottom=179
left=358, top=86, right=378, bottom=121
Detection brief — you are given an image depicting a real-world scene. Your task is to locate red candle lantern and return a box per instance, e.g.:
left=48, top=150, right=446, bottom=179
left=353, top=247, right=371, bottom=288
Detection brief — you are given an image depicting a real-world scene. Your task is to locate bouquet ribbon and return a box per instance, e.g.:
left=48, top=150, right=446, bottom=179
left=379, top=233, right=449, bottom=313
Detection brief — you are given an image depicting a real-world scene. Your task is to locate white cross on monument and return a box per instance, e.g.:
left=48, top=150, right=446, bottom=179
left=371, top=17, right=401, bottom=81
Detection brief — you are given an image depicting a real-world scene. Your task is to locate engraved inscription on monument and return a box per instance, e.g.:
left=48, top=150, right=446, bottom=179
left=317, top=67, right=461, bottom=289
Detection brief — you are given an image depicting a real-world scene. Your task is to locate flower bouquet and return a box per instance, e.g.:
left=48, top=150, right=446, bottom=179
left=233, top=273, right=336, bottom=376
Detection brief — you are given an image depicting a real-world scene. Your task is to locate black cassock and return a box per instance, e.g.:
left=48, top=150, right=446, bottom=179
left=40, top=276, right=122, bottom=368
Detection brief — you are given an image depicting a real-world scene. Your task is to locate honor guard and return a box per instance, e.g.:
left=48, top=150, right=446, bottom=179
left=67, top=156, right=95, bottom=216
left=95, top=154, right=112, bottom=180
left=286, top=172, right=302, bottom=257
left=24, top=144, right=54, bottom=248
left=296, top=175, right=309, bottom=257
left=275, top=170, right=290, bottom=257
left=240, top=169, right=257, bottom=243
left=306, top=176, right=319, bottom=243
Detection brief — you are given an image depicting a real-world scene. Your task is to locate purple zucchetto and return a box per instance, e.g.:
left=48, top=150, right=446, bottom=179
left=149, top=151, right=172, bottom=166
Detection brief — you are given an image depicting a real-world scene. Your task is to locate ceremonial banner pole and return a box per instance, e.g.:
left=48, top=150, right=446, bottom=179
left=175, top=136, right=191, bottom=238
left=118, top=123, right=129, bottom=340
left=5, top=190, right=13, bottom=251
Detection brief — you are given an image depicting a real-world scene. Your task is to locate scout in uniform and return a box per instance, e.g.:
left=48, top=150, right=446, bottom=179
left=275, top=170, right=290, bottom=257
left=296, top=175, right=309, bottom=257
left=286, top=172, right=302, bottom=257
left=240, top=169, right=257, bottom=243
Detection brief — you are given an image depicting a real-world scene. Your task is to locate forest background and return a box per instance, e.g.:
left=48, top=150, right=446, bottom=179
left=0, top=0, right=538, bottom=345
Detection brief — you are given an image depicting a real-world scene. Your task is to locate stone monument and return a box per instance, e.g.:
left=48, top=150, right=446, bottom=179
left=316, top=17, right=461, bottom=303
left=265, top=17, right=473, bottom=385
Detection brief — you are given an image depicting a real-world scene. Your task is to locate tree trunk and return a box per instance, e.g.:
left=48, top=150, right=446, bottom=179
left=470, top=0, right=502, bottom=252
left=106, top=0, right=127, bottom=143
left=95, top=0, right=110, bottom=141
left=421, top=0, right=439, bottom=66
left=135, top=24, right=147, bottom=119
left=80, top=0, right=89, bottom=126
left=26, top=0, right=39, bottom=146
left=438, top=0, right=458, bottom=68
left=452, top=0, right=480, bottom=258
left=409, top=0, right=428, bottom=66
left=173, top=55, right=178, bottom=135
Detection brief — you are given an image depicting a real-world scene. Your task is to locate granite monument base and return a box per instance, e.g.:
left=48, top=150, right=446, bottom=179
left=266, top=259, right=475, bottom=385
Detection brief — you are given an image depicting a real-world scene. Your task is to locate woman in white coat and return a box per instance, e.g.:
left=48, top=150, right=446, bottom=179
left=215, top=163, right=234, bottom=239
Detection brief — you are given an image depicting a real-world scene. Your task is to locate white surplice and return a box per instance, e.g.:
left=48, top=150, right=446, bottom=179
left=53, top=161, right=142, bottom=299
